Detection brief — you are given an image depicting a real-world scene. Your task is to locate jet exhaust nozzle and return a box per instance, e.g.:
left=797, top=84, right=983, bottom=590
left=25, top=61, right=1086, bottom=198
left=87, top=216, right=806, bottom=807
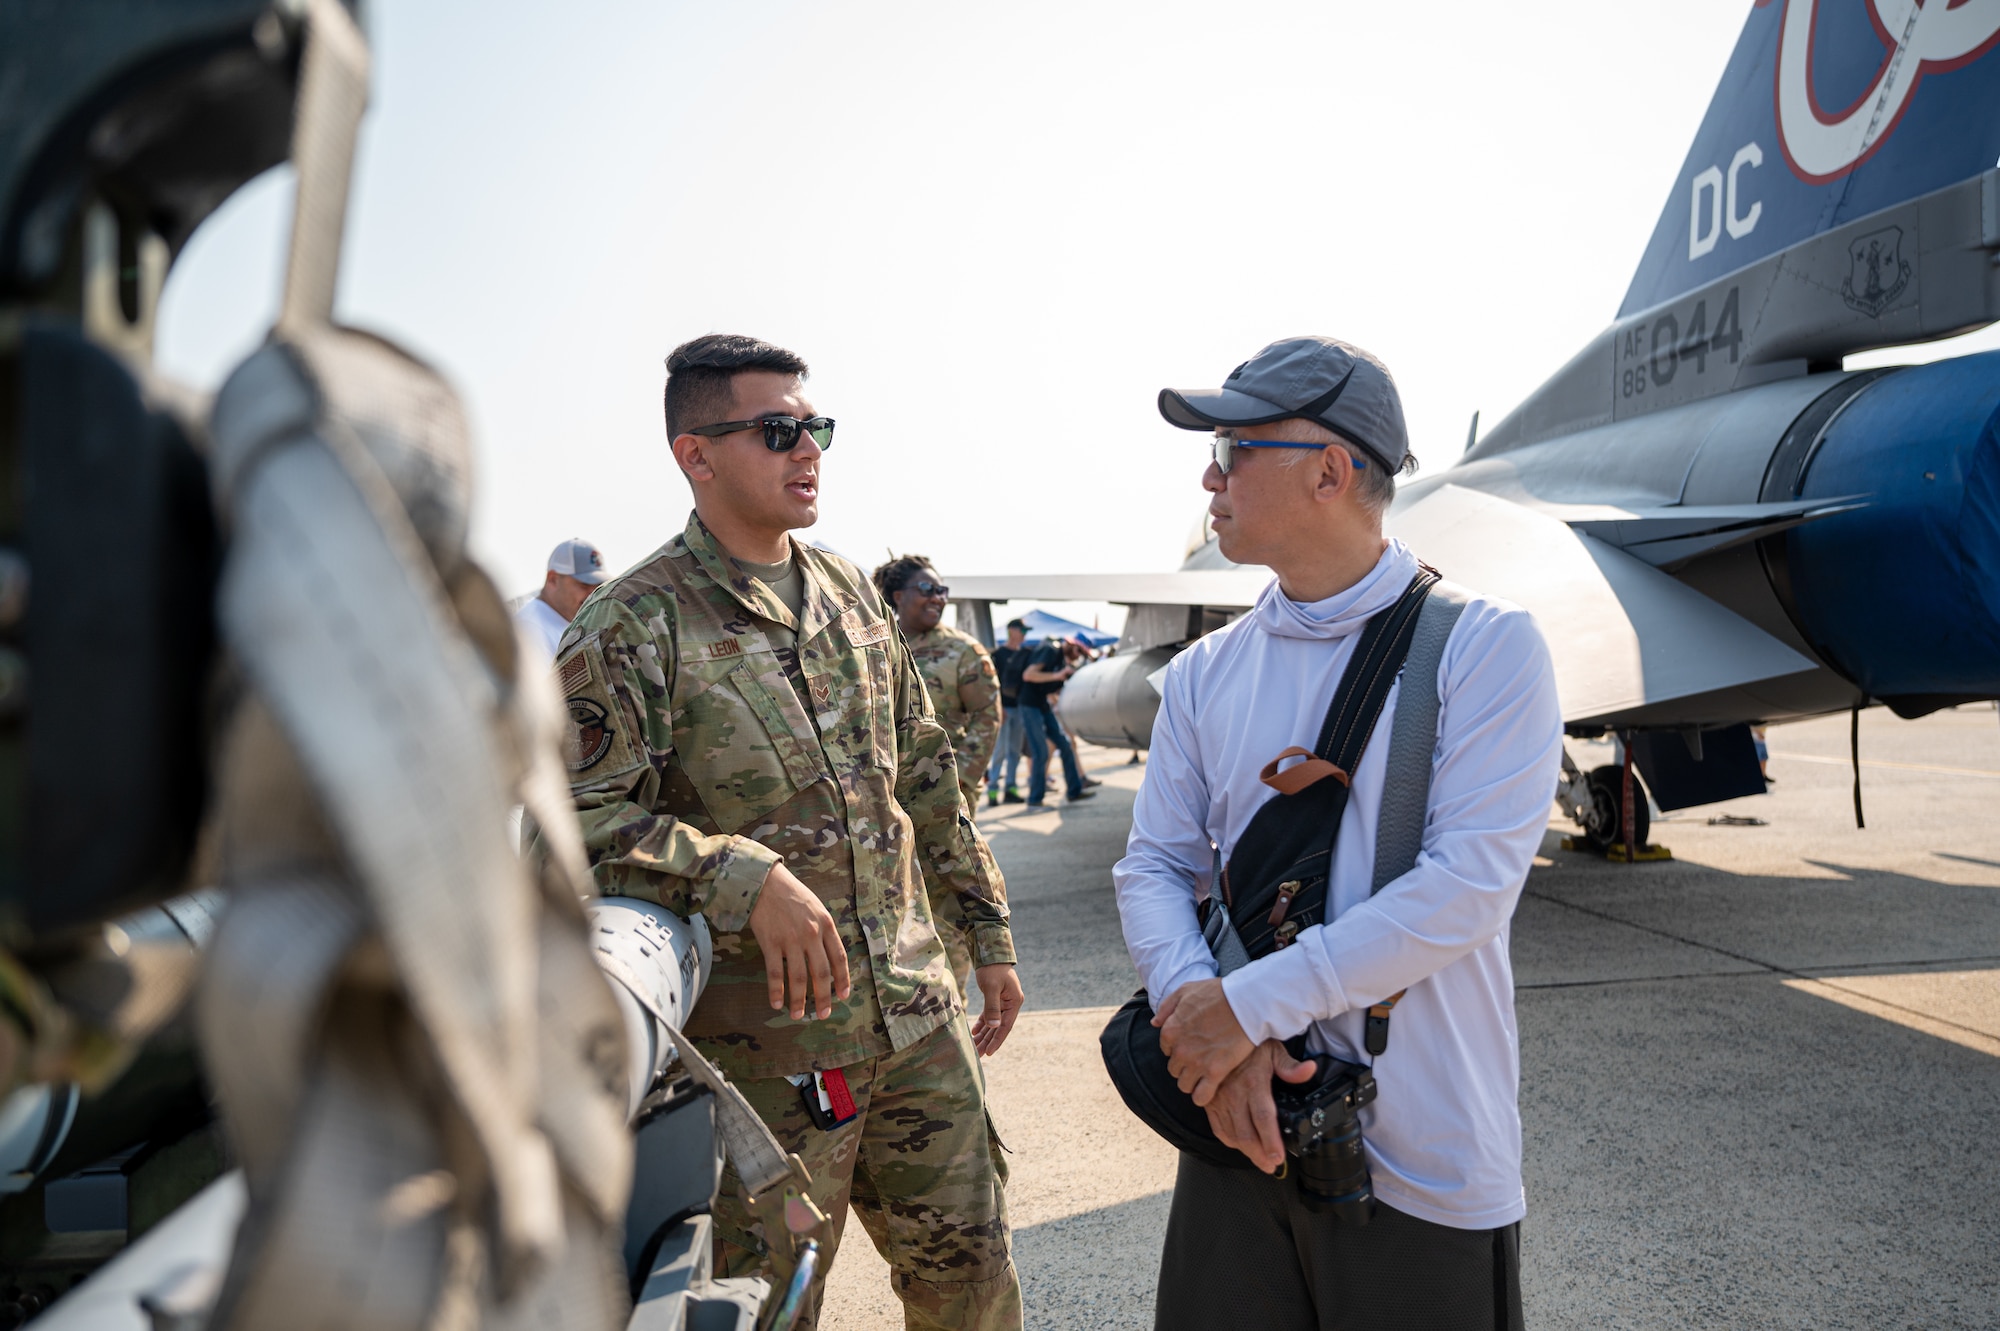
left=1779, top=353, right=2000, bottom=714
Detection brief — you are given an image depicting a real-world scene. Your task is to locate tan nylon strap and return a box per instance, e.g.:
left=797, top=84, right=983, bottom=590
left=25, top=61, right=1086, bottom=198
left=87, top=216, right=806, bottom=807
left=197, top=873, right=361, bottom=1193
left=223, top=356, right=559, bottom=1270
left=653, top=1024, right=827, bottom=1287
left=642, top=1012, right=796, bottom=1203
left=196, top=1, right=636, bottom=1321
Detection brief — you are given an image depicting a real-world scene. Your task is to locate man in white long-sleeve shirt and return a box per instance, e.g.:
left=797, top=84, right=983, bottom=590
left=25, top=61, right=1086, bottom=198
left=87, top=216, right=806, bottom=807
left=1115, top=336, right=1562, bottom=1330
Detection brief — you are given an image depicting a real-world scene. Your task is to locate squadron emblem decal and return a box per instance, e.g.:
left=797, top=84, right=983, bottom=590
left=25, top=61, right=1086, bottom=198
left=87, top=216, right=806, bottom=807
left=566, top=697, right=615, bottom=771
left=1841, top=225, right=1911, bottom=317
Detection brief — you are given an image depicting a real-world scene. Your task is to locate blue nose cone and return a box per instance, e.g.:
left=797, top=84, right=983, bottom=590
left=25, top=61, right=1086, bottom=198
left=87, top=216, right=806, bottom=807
left=1783, top=353, right=2000, bottom=713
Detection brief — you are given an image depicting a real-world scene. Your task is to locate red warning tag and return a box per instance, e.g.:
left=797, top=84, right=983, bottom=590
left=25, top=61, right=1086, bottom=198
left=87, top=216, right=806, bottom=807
left=820, top=1068, right=857, bottom=1122
left=792, top=1068, right=860, bottom=1130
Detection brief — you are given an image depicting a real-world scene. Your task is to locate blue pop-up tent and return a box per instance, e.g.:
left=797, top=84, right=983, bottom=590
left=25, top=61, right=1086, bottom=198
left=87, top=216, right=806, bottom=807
left=1008, top=608, right=1118, bottom=649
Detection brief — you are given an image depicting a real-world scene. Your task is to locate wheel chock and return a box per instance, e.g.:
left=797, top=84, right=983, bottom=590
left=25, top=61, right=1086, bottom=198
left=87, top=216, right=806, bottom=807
left=1558, top=836, right=1674, bottom=862
left=1602, top=842, right=1673, bottom=863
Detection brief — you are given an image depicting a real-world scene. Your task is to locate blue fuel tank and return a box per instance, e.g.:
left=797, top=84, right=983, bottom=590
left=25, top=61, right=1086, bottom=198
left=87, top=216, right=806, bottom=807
left=1779, top=353, right=2000, bottom=714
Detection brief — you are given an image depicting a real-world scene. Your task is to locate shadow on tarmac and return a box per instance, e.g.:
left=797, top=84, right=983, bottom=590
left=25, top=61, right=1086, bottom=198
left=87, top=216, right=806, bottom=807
left=1933, top=850, right=2000, bottom=872
left=971, top=745, right=2000, bottom=1328
left=1013, top=1191, right=1172, bottom=1331
left=1521, top=848, right=2000, bottom=984
left=1518, top=846, right=2000, bottom=1329
left=1522, top=967, right=1998, bottom=1330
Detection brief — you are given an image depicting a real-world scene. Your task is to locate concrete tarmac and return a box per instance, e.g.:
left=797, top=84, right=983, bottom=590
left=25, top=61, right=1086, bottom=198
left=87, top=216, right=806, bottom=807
left=821, top=707, right=2000, bottom=1329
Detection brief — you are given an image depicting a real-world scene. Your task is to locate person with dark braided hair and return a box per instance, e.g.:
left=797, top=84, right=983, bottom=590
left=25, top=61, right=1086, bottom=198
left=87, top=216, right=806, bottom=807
left=872, top=554, right=1005, bottom=993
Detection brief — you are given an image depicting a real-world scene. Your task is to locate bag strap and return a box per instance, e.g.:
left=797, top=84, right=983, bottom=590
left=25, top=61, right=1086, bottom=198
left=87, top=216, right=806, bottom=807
left=1362, top=579, right=1471, bottom=1056
left=1313, top=569, right=1439, bottom=781
left=1204, top=830, right=1249, bottom=976
left=1252, top=568, right=1439, bottom=805
left=1214, top=569, right=1449, bottom=982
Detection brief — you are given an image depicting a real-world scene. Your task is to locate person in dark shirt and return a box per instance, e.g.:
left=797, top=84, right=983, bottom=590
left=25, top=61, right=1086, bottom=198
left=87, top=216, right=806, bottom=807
left=1018, top=636, right=1094, bottom=808
left=985, top=619, right=1031, bottom=806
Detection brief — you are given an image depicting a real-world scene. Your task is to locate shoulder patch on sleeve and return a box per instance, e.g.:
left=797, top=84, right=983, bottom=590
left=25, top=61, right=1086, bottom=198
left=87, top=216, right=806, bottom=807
left=555, top=635, right=644, bottom=779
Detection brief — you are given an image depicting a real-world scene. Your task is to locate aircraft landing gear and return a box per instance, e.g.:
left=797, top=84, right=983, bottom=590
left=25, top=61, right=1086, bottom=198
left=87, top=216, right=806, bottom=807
left=1556, top=745, right=1671, bottom=861
left=1582, top=762, right=1649, bottom=856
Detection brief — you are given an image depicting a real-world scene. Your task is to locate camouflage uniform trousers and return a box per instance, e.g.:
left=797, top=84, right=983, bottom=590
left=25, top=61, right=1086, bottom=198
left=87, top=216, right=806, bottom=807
left=714, top=1013, right=1022, bottom=1331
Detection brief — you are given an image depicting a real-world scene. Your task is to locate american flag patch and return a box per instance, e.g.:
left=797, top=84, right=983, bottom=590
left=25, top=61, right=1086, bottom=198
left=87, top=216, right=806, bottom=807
left=556, top=651, right=590, bottom=696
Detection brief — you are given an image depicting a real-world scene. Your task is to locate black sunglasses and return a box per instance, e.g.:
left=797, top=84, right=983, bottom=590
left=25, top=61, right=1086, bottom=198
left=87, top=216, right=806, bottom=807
left=686, top=415, right=836, bottom=452
left=905, top=579, right=949, bottom=598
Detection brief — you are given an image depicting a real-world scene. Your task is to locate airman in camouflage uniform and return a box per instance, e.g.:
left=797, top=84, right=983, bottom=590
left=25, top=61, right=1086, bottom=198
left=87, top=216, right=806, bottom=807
left=873, top=556, right=1004, bottom=992
left=907, top=629, right=1002, bottom=814
left=558, top=335, right=1024, bottom=1330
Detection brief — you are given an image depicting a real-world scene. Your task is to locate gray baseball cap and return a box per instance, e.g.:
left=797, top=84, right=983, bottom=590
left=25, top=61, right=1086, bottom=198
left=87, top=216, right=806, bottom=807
left=1158, top=336, right=1410, bottom=473
left=547, top=537, right=608, bottom=585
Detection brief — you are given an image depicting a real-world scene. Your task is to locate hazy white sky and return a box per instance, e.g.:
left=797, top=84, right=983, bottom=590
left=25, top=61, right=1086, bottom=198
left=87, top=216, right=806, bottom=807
left=155, top=0, right=2000, bottom=603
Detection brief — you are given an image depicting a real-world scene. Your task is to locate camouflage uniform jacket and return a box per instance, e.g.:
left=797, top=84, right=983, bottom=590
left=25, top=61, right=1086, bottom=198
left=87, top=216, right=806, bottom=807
left=906, top=624, right=1003, bottom=804
left=555, top=513, right=1014, bottom=1080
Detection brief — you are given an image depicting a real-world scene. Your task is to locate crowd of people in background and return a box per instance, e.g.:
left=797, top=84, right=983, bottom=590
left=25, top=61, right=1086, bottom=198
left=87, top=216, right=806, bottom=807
left=512, top=535, right=1104, bottom=817
left=866, top=570, right=1106, bottom=813
left=1014, top=631, right=1099, bottom=807
left=986, top=620, right=1031, bottom=801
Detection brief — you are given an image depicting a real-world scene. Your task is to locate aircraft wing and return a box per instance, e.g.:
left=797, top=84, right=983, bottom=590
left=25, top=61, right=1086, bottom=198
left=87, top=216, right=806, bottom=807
left=1387, top=485, right=1817, bottom=723
left=948, top=569, right=1272, bottom=608
left=952, top=487, right=1822, bottom=728
left=1513, top=497, right=1868, bottom=570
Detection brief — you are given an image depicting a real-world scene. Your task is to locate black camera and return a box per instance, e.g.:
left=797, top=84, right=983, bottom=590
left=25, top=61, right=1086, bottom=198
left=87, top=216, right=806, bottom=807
left=1273, top=1054, right=1378, bottom=1224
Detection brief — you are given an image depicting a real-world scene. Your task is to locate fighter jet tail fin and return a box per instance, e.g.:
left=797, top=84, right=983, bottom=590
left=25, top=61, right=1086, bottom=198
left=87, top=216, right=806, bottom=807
left=1619, top=0, right=2000, bottom=320
left=1477, top=2, right=2000, bottom=457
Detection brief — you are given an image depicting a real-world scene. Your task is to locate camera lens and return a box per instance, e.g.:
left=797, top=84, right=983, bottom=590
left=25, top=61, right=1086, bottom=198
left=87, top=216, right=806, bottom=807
left=1276, top=1058, right=1378, bottom=1225
left=1295, top=1112, right=1373, bottom=1223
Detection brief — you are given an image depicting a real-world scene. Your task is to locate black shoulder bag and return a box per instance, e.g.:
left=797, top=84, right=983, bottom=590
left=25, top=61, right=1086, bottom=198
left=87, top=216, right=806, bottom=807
left=1099, top=570, right=1438, bottom=1168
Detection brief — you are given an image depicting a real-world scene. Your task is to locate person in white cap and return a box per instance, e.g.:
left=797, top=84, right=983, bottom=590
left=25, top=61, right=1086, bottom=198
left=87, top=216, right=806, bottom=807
left=515, top=537, right=609, bottom=661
